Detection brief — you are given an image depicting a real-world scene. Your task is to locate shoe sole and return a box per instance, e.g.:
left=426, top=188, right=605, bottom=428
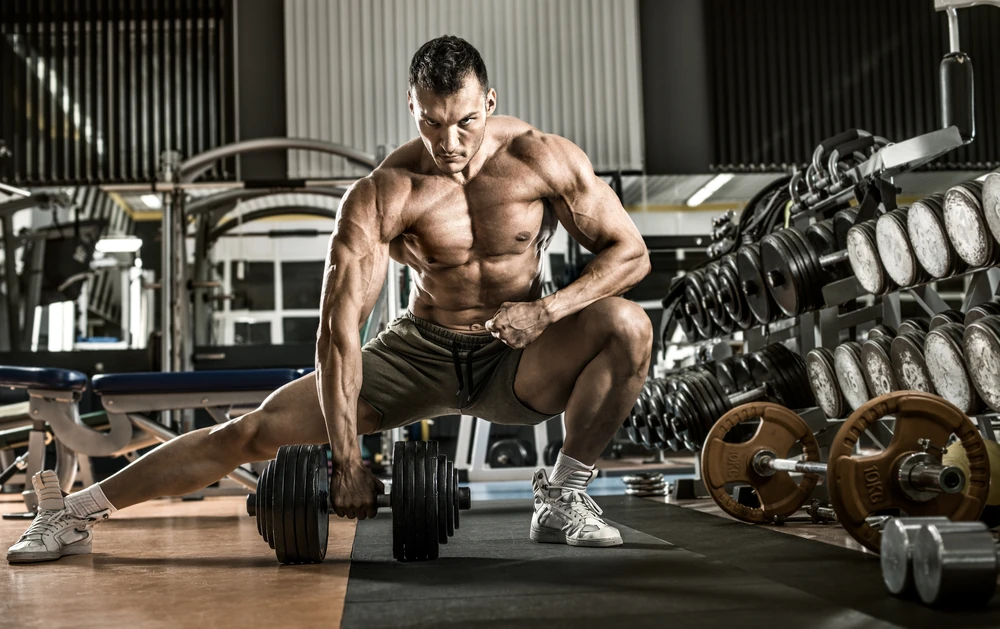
left=7, top=544, right=92, bottom=565
left=529, top=525, right=623, bottom=548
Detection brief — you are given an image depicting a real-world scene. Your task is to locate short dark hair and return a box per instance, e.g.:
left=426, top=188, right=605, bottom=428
left=408, top=36, right=489, bottom=96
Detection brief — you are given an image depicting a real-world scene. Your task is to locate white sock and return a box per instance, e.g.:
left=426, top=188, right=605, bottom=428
left=64, top=484, right=118, bottom=518
left=549, top=451, right=594, bottom=490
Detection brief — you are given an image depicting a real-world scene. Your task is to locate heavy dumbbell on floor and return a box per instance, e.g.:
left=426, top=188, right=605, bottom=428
left=883, top=517, right=999, bottom=607
left=701, top=392, right=989, bottom=553
left=247, top=441, right=471, bottom=564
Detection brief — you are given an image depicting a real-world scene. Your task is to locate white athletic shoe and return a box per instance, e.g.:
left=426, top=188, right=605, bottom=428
left=529, top=468, right=623, bottom=547
left=6, top=470, right=109, bottom=564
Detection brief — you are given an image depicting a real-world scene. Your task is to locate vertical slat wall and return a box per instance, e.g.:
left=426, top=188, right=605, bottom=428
left=285, top=0, right=644, bottom=178
left=0, top=0, right=233, bottom=186
left=72, top=186, right=133, bottom=324
left=706, top=0, right=1000, bottom=172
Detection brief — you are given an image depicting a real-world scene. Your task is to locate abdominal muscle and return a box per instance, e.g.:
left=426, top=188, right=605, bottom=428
left=402, top=249, right=546, bottom=334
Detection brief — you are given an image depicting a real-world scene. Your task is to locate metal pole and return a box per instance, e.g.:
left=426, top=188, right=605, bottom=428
left=160, top=189, right=173, bottom=373
left=947, top=7, right=961, bottom=53
left=1, top=214, right=22, bottom=347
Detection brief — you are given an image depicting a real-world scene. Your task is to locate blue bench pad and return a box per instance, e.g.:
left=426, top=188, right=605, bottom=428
left=92, top=369, right=306, bottom=395
left=0, top=366, right=88, bottom=392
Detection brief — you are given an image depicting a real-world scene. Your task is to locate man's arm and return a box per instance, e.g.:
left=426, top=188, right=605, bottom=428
left=530, top=134, right=651, bottom=323
left=315, top=178, right=390, bottom=469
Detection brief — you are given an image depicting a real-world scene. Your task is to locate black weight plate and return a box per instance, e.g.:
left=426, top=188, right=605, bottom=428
left=861, top=336, right=898, bottom=397
left=702, top=371, right=734, bottom=424
left=273, top=445, right=296, bottom=564
left=293, top=443, right=313, bottom=563
left=648, top=380, right=672, bottom=442
left=736, top=243, right=776, bottom=324
left=930, top=309, right=964, bottom=330
left=668, top=388, right=701, bottom=450
left=898, top=318, right=930, bottom=335
left=890, top=331, right=935, bottom=394
left=685, top=270, right=715, bottom=339
left=944, top=181, right=995, bottom=268
left=266, top=453, right=278, bottom=550
left=784, top=227, right=825, bottom=311
left=445, top=459, right=455, bottom=538
left=718, top=254, right=752, bottom=330
left=834, top=207, right=860, bottom=251
left=834, top=342, right=870, bottom=411
left=769, top=343, right=814, bottom=408
left=965, top=301, right=1000, bottom=326
left=645, top=382, right=670, bottom=446
left=925, top=323, right=983, bottom=415
left=806, top=348, right=846, bottom=418
left=411, top=441, right=427, bottom=561
left=773, top=228, right=816, bottom=315
left=488, top=438, right=529, bottom=468
left=761, top=230, right=805, bottom=317
left=452, top=463, right=461, bottom=530
left=634, top=388, right=656, bottom=448
left=676, top=297, right=697, bottom=342
left=748, top=345, right=788, bottom=405
left=392, top=441, right=404, bottom=561
left=682, top=372, right=721, bottom=447
left=703, top=267, right=735, bottom=334
left=805, top=219, right=837, bottom=256
left=965, top=316, right=1000, bottom=412
left=257, top=458, right=270, bottom=544
left=404, top=441, right=418, bottom=561
left=543, top=440, right=562, bottom=466
left=307, top=445, right=329, bottom=563
left=908, top=193, right=964, bottom=279
left=715, top=356, right=742, bottom=394
left=436, top=455, right=448, bottom=545
left=425, top=442, right=440, bottom=560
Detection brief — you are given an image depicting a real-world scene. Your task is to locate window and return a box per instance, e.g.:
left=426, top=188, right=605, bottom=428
left=283, top=317, right=320, bottom=343
left=231, top=261, right=275, bottom=311
left=234, top=321, right=271, bottom=345
left=281, top=261, right=324, bottom=310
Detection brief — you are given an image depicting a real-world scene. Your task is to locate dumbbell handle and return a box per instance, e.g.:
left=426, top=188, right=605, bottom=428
left=729, top=384, right=769, bottom=407
left=373, top=487, right=472, bottom=511
left=768, top=249, right=850, bottom=288
left=753, top=450, right=966, bottom=497
left=377, top=494, right=391, bottom=509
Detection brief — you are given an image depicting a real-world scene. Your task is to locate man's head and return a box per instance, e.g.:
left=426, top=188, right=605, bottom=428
left=408, top=36, right=497, bottom=174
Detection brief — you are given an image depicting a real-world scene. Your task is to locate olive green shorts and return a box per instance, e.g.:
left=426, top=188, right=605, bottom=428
left=359, top=312, right=558, bottom=431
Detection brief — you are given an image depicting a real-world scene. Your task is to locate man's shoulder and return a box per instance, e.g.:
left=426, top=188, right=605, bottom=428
left=500, top=121, right=588, bottom=184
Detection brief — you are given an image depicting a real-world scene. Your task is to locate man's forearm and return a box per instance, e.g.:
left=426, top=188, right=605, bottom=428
left=315, top=326, right=363, bottom=465
left=541, top=243, right=650, bottom=323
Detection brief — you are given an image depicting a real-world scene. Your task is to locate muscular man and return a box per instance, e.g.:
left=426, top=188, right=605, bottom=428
left=8, top=35, right=651, bottom=563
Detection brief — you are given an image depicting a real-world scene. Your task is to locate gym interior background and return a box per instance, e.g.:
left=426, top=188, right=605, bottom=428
left=2, top=0, right=1000, bottom=626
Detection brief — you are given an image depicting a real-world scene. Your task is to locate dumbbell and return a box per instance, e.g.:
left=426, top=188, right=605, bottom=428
left=846, top=219, right=896, bottom=295
left=906, top=193, right=967, bottom=280
left=883, top=518, right=999, bottom=607
left=983, top=173, right=1000, bottom=246
left=890, top=330, right=936, bottom=395
left=925, top=321, right=984, bottom=415
left=701, top=392, right=989, bottom=553
left=944, top=180, right=1000, bottom=269
left=247, top=441, right=471, bottom=564
left=964, top=315, right=1000, bottom=413
left=682, top=267, right=719, bottom=340
left=487, top=438, right=536, bottom=468
left=965, top=300, right=1000, bottom=326
left=876, top=207, right=930, bottom=288
left=736, top=243, right=780, bottom=324
left=667, top=344, right=814, bottom=452
left=759, top=226, right=853, bottom=316
left=699, top=263, right=736, bottom=336
left=716, top=253, right=755, bottom=330
left=624, top=378, right=678, bottom=451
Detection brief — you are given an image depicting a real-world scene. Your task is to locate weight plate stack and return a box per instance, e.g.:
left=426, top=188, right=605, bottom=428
left=622, top=473, right=668, bottom=497
left=684, top=269, right=717, bottom=340
left=833, top=342, right=871, bottom=411
left=907, top=193, right=966, bottom=279
left=761, top=228, right=819, bottom=316
left=806, top=347, right=846, bottom=419
left=649, top=379, right=679, bottom=450
left=847, top=220, right=895, bottom=295
left=876, top=208, right=929, bottom=288
left=833, top=207, right=859, bottom=251
left=866, top=324, right=897, bottom=340
left=861, top=335, right=899, bottom=397
left=736, top=243, right=779, bottom=324
left=750, top=343, right=814, bottom=409
left=718, top=253, right=755, bottom=330
left=715, top=355, right=754, bottom=394
left=925, top=323, right=984, bottom=415
left=253, top=444, right=329, bottom=565
left=702, top=263, right=735, bottom=335
left=805, top=219, right=838, bottom=259
left=983, top=173, right=1000, bottom=246
left=963, top=315, right=1000, bottom=412
left=965, top=301, right=1000, bottom=326
left=943, top=181, right=999, bottom=269
left=930, top=309, right=964, bottom=330
left=890, top=331, right=936, bottom=395
left=898, top=318, right=930, bottom=335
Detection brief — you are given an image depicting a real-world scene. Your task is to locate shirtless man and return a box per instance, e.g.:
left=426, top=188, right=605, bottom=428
left=8, top=35, right=651, bottom=563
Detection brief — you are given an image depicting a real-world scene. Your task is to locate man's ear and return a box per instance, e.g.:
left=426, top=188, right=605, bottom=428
left=407, top=90, right=414, bottom=115
left=485, top=88, right=497, bottom=116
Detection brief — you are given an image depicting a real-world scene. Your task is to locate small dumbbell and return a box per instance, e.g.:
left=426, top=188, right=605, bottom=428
left=883, top=517, right=999, bottom=607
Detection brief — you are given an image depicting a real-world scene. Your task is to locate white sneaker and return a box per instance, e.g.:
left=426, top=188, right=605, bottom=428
left=6, top=470, right=109, bottom=564
left=529, top=468, right=623, bottom=547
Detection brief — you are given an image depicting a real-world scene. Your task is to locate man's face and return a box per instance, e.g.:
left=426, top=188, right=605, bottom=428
left=408, top=76, right=497, bottom=174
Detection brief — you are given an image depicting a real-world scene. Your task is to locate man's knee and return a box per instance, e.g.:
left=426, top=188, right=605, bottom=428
left=208, top=413, right=276, bottom=463
left=588, top=297, right=653, bottom=358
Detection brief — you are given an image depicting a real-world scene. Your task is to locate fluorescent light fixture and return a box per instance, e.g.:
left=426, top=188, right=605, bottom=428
left=96, top=236, right=143, bottom=253
left=140, top=194, right=163, bottom=209
left=686, top=174, right=735, bottom=207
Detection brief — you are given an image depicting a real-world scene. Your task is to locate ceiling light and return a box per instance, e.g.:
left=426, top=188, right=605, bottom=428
left=95, top=236, right=143, bottom=253
left=686, top=174, right=735, bottom=207
left=140, top=194, right=163, bottom=209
